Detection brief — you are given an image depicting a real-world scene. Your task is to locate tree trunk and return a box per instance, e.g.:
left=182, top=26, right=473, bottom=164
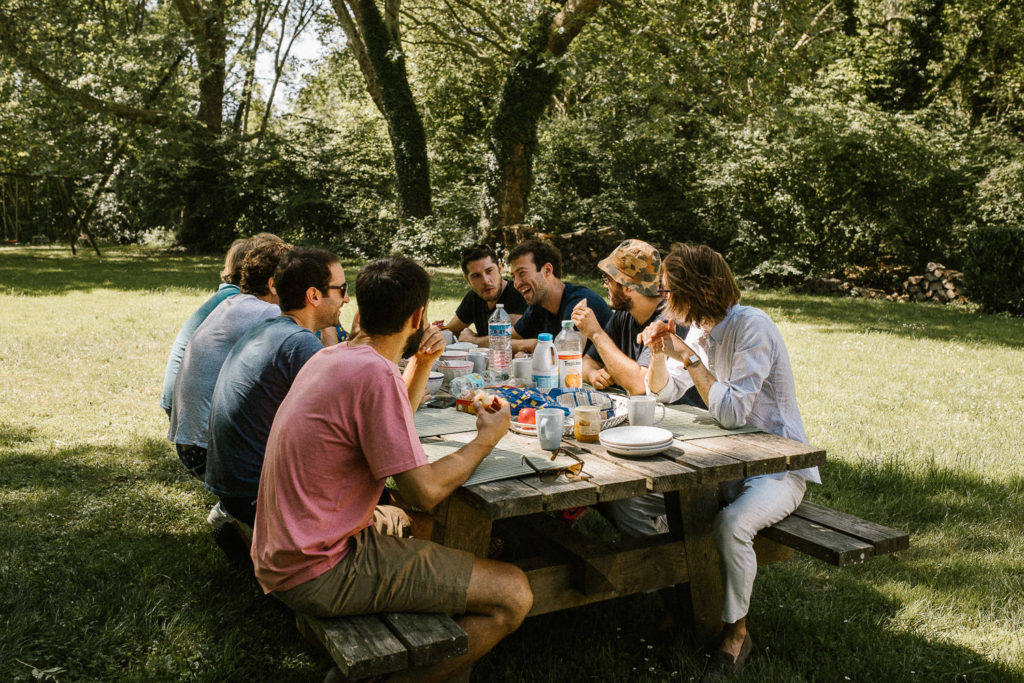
left=480, top=0, right=603, bottom=233
left=334, top=0, right=432, bottom=220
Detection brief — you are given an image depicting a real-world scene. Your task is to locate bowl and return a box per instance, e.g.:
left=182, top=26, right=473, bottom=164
left=426, top=372, right=444, bottom=394
left=436, top=360, right=473, bottom=388
left=446, top=341, right=477, bottom=352
left=439, top=349, right=469, bottom=362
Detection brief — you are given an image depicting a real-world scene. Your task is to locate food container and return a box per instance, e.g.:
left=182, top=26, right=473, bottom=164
left=436, top=359, right=473, bottom=389
left=573, top=405, right=601, bottom=443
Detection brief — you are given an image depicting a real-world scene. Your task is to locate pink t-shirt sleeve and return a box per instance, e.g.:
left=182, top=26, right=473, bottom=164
left=354, top=368, right=428, bottom=479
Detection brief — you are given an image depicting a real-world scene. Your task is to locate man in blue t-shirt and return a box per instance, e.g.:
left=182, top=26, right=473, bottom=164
left=205, top=247, right=349, bottom=532
left=508, top=239, right=612, bottom=353
left=159, top=233, right=283, bottom=417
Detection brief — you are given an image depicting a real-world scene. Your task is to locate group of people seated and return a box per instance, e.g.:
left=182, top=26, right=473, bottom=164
left=161, top=234, right=817, bottom=680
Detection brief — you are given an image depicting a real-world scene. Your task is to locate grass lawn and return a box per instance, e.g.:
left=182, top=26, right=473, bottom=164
left=1, top=245, right=1022, bottom=682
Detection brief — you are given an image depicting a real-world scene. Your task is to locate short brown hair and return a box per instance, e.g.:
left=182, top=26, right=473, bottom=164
left=240, top=240, right=291, bottom=296
left=508, top=239, right=562, bottom=279
left=662, top=243, right=740, bottom=328
left=460, top=244, right=499, bottom=274
left=357, top=255, right=431, bottom=335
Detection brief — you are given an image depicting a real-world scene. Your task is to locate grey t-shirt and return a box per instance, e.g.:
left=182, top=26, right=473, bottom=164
left=168, top=294, right=280, bottom=447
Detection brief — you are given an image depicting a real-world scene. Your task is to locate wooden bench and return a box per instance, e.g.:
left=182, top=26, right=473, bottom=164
left=296, top=611, right=468, bottom=682
left=760, top=501, right=909, bottom=566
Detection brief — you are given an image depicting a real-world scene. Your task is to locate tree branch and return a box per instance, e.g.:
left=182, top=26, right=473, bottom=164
left=331, top=0, right=385, bottom=114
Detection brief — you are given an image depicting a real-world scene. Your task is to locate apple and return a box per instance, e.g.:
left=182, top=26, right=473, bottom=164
left=518, top=407, right=536, bottom=424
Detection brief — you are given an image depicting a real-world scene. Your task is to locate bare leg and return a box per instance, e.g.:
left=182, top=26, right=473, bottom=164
left=717, top=617, right=747, bottom=660
left=387, top=558, right=533, bottom=683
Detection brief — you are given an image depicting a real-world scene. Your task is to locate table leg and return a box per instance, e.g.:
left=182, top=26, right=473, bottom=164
left=665, top=486, right=724, bottom=644
left=431, top=494, right=493, bottom=558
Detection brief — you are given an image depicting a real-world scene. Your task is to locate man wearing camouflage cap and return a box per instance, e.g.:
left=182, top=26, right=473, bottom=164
left=572, top=239, right=705, bottom=400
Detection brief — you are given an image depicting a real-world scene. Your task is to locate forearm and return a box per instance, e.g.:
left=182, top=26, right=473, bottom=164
left=687, top=363, right=716, bottom=407
left=647, top=353, right=670, bottom=394
left=511, top=337, right=537, bottom=353
left=403, top=356, right=433, bottom=406
left=589, top=330, right=646, bottom=394
left=399, top=437, right=494, bottom=510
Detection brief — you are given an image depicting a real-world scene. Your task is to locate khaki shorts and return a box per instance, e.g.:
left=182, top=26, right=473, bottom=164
left=274, top=527, right=475, bottom=618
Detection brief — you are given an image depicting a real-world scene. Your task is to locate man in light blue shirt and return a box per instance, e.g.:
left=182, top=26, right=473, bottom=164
left=639, top=243, right=819, bottom=678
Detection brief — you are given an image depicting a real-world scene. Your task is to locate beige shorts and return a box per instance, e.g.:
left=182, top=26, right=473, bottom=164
left=273, top=527, right=476, bottom=618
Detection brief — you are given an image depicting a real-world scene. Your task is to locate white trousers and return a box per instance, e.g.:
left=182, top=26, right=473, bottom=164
left=606, top=473, right=807, bottom=623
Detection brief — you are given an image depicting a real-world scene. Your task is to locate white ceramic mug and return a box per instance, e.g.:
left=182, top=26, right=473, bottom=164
left=467, top=351, right=488, bottom=374
left=535, top=408, right=564, bottom=450
left=628, top=396, right=665, bottom=426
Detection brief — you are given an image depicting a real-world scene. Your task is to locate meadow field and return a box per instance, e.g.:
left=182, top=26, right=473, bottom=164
left=1, top=246, right=1021, bottom=681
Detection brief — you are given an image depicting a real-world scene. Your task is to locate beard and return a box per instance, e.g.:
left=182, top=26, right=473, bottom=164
left=609, top=287, right=633, bottom=311
left=402, top=318, right=426, bottom=358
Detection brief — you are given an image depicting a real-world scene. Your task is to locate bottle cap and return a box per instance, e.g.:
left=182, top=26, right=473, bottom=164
left=562, top=320, right=573, bottom=329
left=538, top=333, right=553, bottom=342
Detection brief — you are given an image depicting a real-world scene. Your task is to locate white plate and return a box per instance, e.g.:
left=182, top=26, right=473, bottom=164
left=599, top=436, right=673, bottom=450
left=602, top=442, right=673, bottom=457
left=446, top=342, right=477, bottom=351
left=598, top=426, right=673, bottom=447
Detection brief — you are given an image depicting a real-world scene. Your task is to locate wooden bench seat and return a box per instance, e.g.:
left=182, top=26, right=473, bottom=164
left=760, top=501, right=909, bottom=566
left=296, top=611, right=468, bottom=682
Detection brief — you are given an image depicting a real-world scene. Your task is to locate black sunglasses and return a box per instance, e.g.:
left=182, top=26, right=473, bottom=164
left=323, top=283, right=348, bottom=297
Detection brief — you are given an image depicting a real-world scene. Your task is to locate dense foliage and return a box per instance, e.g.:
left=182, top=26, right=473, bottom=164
left=1, top=0, right=1022, bottom=310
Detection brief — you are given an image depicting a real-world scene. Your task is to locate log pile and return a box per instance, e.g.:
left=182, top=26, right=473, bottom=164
left=898, top=262, right=966, bottom=304
left=800, top=262, right=968, bottom=305
left=483, top=223, right=626, bottom=274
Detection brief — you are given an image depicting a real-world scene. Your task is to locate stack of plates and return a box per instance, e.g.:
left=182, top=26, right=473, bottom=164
left=599, top=426, right=674, bottom=457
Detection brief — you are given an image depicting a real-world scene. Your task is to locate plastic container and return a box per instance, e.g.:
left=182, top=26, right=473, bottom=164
left=555, top=320, right=583, bottom=389
left=531, top=333, right=558, bottom=393
left=488, top=304, right=512, bottom=381
left=450, top=372, right=487, bottom=397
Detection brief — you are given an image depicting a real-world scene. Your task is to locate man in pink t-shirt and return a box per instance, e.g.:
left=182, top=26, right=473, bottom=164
left=252, top=255, right=532, bottom=682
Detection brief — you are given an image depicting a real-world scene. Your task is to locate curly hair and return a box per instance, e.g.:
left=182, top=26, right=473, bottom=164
left=662, top=243, right=740, bottom=328
left=240, top=240, right=291, bottom=296
left=221, top=233, right=284, bottom=286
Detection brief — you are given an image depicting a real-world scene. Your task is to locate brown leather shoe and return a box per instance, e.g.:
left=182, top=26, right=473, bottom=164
left=700, top=634, right=753, bottom=681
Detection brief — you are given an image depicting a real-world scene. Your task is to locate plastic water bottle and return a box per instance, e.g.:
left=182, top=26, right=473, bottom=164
left=555, top=320, right=583, bottom=389
left=488, top=304, right=512, bottom=381
left=450, top=373, right=486, bottom=398
left=531, top=333, right=558, bottom=392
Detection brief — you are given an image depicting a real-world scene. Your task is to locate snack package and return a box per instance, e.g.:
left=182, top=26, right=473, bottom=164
left=457, top=386, right=569, bottom=418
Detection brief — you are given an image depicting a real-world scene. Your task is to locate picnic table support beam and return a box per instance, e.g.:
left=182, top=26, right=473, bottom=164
left=666, top=486, right=724, bottom=644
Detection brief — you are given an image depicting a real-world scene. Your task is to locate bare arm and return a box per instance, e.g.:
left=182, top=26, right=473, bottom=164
left=444, top=315, right=468, bottom=337
left=393, top=398, right=511, bottom=510
left=403, top=326, right=446, bottom=406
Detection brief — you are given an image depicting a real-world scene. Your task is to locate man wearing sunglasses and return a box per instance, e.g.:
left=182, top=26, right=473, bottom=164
left=203, top=248, right=348, bottom=556
left=571, top=239, right=706, bottom=403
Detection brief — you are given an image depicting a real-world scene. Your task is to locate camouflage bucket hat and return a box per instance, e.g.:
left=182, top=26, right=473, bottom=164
left=597, top=239, right=661, bottom=296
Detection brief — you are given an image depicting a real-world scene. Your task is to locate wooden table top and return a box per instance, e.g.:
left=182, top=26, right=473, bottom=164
left=430, top=427, right=825, bottom=521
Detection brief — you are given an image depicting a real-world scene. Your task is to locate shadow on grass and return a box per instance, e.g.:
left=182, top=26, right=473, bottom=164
left=0, top=437, right=324, bottom=681
left=2, top=435, right=1021, bottom=680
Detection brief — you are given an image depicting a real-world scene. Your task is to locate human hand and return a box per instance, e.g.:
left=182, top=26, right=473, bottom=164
left=414, top=325, right=447, bottom=364
left=372, top=505, right=412, bottom=538
left=638, top=320, right=683, bottom=358
left=590, top=368, right=613, bottom=390
left=474, top=395, right=511, bottom=447
left=570, top=300, right=601, bottom=339
left=458, top=327, right=482, bottom=345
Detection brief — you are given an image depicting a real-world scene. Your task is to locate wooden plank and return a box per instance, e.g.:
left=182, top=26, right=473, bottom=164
left=570, top=450, right=649, bottom=503
left=458, top=478, right=546, bottom=520
left=662, top=442, right=746, bottom=484
left=753, top=535, right=795, bottom=565
left=584, top=442, right=699, bottom=493
left=759, top=515, right=874, bottom=566
left=791, top=502, right=909, bottom=555
left=668, top=486, right=723, bottom=643
left=517, top=471, right=599, bottom=511
left=432, top=495, right=493, bottom=557
left=518, top=540, right=690, bottom=616
left=686, top=435, right=789, bottom=477
left=382, top=613, right=468, bottom=667
left=729, top=432, right=827, bottom=471
left=297, top=614, right=406, bottom=680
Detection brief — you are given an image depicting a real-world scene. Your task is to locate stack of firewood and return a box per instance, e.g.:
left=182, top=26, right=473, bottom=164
left=540, top=226, right=625, bottom=274
left=899, top=262, right=965, bottom=304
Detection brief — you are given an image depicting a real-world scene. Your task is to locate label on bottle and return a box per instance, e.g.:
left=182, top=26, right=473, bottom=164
left=558, top=353, right=583, bottom=389
left=488, top=322, right=512, bottom=337
left=533, top=372, right=558, bottom=392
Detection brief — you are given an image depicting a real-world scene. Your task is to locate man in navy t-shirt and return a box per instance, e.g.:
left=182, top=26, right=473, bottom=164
left=508, top=239, right=612, bottom=353
left=205, top=247, right=349, bottom=535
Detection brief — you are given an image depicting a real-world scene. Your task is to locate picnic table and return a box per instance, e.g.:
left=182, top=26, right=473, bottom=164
left=420, top=403, right=827, bottom=642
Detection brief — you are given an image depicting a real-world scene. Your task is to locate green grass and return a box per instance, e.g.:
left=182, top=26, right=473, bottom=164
left=2, top=245, right=1022, bottom=681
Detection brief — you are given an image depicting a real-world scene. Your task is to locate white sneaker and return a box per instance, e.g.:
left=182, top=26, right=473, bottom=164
left=206, top=502, right=237, bottom=530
